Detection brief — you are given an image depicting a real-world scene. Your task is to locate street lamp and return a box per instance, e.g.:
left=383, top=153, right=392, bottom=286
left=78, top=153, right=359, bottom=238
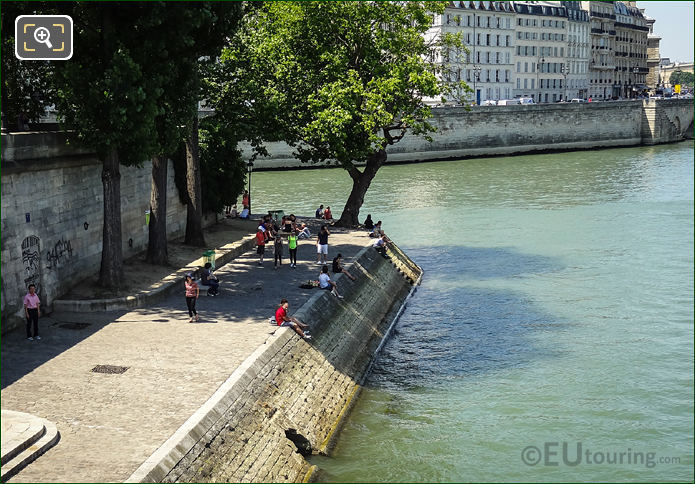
left=561, top=63, right=569, bottom=101
left=472, top=65, right=481, bottom=105
left=536, top=56, right=545, bottom=102
left=247, top=160, right=254, bottom=215
left=632, top=66, right=640, bottom=98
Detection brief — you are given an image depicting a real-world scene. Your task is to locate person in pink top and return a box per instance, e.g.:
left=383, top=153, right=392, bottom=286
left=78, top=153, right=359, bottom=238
left=23, top=284, right=41, bottom=341
left=184, top=274, right=199, bottom=323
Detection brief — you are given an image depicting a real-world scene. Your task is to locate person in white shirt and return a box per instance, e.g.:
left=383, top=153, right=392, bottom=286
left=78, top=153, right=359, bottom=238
left=318, top=265, right=343, bottom=299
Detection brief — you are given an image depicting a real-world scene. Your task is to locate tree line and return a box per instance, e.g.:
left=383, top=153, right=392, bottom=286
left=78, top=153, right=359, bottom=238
left=2, top=1, right=464, bottom=290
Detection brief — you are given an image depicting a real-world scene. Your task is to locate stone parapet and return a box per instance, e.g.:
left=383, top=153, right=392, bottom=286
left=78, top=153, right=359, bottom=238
left=126, top=242, right=422, bottom=483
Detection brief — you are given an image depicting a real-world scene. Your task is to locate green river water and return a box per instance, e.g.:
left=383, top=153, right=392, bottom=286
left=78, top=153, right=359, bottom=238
left=251, top=142, right=693, bottom=482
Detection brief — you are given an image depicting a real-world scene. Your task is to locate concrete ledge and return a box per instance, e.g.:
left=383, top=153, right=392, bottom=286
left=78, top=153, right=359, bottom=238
left=53, top=235, right=256, bottom=313
left=0, top=411, right=60, bottom=482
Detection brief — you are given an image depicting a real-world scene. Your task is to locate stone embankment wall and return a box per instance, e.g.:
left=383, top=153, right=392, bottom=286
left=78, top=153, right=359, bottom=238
left=0, top=133, right=213, bottom=332
left=126, top=242, right=423, bottom=483
left=241, top=99, right=694, bottom=169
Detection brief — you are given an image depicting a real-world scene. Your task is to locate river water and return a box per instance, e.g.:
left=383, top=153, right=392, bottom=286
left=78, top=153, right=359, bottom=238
left=250, top=142, right=694, bottom=482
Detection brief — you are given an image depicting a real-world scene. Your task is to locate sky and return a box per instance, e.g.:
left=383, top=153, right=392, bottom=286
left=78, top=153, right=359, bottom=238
left=639, top=1, right=694, bottom=63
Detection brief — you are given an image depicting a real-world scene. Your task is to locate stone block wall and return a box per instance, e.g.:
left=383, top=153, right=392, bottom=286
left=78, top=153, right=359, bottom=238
left=240, top=100, right=693, bottom=169
left=126, top=243, right=422, bottom=483
left=1, top=135, right=211, bottom=332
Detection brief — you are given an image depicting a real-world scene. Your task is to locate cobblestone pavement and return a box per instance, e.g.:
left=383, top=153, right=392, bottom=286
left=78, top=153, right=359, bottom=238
left=1, top=221, right=371, bottom=482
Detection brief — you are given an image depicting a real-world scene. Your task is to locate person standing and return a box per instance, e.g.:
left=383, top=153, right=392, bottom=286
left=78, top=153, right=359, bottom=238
left=184, top=274, right=199, bottom=323
left=256, top=226, right=266, bottom=266
left=242, top=190, right=250, bottom=209
left=23, top=284, right=41, bottom=341
left=316, top=225, right=330, bottom=264
left=288, top=230, right=299, bottom=268
left=274, top=234, right=284, bottom=270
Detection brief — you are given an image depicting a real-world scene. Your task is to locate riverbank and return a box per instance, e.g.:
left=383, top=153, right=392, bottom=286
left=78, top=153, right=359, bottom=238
left=239, top=99, right=693, bottom=169
left=1, top=222, right=421, bottom=482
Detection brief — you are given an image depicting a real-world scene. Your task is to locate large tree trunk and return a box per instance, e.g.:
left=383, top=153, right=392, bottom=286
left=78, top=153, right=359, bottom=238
left=335, top=149, right=387, bottom=227
left=98, top=148, right=124, bottom=288
left=146, top=155, right=168, bottom=264
left=185, top=115, right=206, bottom=246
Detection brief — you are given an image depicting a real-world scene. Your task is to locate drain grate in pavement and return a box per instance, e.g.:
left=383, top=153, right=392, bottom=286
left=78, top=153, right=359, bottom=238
left=59, top=322, right=92, bottom=330
left=91, top=365, right=129, bottom=374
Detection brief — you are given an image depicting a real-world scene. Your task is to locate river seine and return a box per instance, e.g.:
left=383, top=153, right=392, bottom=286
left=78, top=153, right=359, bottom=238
left=251, top=142, right=693, bottom=482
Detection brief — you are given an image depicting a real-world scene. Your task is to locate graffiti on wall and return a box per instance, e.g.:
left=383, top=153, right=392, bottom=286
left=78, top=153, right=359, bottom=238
left=46, top=238, right=74, bottom=269
left=21, top=235, right=42, bottom=294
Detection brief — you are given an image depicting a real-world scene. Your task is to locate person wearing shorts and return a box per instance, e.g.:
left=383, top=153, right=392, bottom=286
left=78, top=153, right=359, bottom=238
left=256, top=228, right=266, bottom=265
left=316, top=225, right=330, bottom=264
left=275, top=299, right=311, bottom=339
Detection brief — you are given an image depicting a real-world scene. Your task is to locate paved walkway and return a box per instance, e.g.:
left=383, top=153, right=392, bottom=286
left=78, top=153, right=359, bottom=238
left=1, top=219, right=372, bottom=482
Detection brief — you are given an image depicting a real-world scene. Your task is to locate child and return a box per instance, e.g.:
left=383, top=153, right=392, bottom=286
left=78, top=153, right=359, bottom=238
left=274, top=234, right=283, bottom=269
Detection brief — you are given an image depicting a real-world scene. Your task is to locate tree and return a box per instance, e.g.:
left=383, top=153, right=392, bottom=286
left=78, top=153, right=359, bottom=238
left=221, top=1, right=464, bottom=226
left=1, top=2, right=57, bottom=130
left=670, top=70, right=694, bottom=88
left=53, top=4, right=168, bottom=288
left=182, top=3, right=244, bottom=247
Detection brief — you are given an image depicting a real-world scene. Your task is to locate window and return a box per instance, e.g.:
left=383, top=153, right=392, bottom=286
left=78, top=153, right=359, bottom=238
left=506, top=35, right=511, bottom=46
left=532, top=62, right=536, bottom=73
left=524, top=62, right=528, bottom=73
left=506, top=52, right=510, bottom=63
left=517, top=78, right=521, bottom=88
left=531, top=78, right=535, bottom=89
left=486, top=34, right=491, bottom=46
left=524, top=78, right=528, bottom=89
left=516, top=61, right=520, bottom=72
left=506, top=18, right=510, bottom=29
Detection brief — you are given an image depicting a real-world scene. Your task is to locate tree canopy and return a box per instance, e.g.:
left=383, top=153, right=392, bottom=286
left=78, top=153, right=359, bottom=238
left=219, top=1, right=465, bottom=225
left=670, top=70, right=694, bottom=88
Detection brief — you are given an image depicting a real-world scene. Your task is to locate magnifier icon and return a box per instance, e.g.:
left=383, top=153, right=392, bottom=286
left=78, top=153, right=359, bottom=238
left=33, top=27, right=53, bottom=49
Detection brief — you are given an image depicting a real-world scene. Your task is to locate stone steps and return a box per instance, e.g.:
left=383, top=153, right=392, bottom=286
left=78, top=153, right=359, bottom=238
left=0, top=410, right=60, bottom=482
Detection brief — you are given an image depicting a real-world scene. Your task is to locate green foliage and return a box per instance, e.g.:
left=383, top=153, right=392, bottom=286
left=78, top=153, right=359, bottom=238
left=1, top=2, right=57, bottom=129
left=219, top=1, right=466, bottom=171
left=172, top=116, right=247, bottom=214
left=670, top=70, right=694, bottom=88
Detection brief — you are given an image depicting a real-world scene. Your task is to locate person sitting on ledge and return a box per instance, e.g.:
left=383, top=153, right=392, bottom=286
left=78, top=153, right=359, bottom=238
left=332, top=253, right=356, bottom=281
left=363, top=214, right=374, bottom=230
left=323, top=206, right=333, bottom=221
left=373, top=234, right=389, bottom=258
left=319, top=265, right=343, bottom=298
left=369, top=221, right=382, bottom=238
left=315, top=204, right=324, bottom=219
left=275, top=298, right=311, bottom=339
left=200, top=262, right=220, bottom=295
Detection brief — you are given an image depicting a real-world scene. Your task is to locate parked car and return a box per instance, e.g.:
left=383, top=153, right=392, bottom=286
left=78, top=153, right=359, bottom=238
left=570, top=98, right=587, bottom=103
left=497, top=99, right=520, bottom=106
left=518, top=97, right=535, bottom=104
left=481, top=100, right=497, bottom=106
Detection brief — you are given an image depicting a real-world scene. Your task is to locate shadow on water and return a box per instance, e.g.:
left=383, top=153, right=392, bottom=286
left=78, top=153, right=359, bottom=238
left=364, top=245, right=566, bottom=391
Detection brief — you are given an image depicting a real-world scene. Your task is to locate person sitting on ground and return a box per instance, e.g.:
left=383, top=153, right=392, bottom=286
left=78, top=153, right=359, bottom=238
left=230, top=204, right=238, bottom=218
left=240, top=206, right=250, bottom=219
left=297, top=223, right=311, bottom=239
left=373, top=234, right=389, bottom=258
left=282, top=216, right=293, bottom=233
left=319, top=265, right=343, bottom=298
left=323, top=206, right=333, bottom=221
left=332, top=253, right=356, bottom=281
left=200, top=262, right=220, bottom=295
left=274, top=233, right=284, bottom=270
left=369, top=221, right=382, bottom=238
left=363, top=214, right=374, bottom=230
left=275, top=298, right=311, bottom=339
left=315, top=204, right=324, bottom=219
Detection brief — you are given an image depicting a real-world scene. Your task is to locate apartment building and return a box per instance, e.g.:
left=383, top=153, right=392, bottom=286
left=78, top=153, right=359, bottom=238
left=613, top=2, right=649, bottom=97
left=562, top=1, right=590, bottom=100
left=426, top=1, right=516, bottom=105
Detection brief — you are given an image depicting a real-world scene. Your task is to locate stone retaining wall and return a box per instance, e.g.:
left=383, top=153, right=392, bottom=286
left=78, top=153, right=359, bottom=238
left=127, top=241, right=422, bottom=483
left=0, top=144, right=215, bottom=333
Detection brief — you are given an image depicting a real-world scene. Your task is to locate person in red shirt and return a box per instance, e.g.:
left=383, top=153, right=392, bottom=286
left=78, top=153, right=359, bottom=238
left=275, top=298, right=311, bottom=339
left=23, top=284, right=41, bottom=341
left=256, top=228, right=266, bottom=266
left=323, top=206, right=333, bottom=220
left=184, top=274, right=199, bottom=323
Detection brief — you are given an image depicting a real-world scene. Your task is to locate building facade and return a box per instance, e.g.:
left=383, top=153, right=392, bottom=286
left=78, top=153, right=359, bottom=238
left=426, top=0, right=656, bottom=104
left=613, top=1, right=649, bottom=98
left=427, top=1, right=516, bottom=105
